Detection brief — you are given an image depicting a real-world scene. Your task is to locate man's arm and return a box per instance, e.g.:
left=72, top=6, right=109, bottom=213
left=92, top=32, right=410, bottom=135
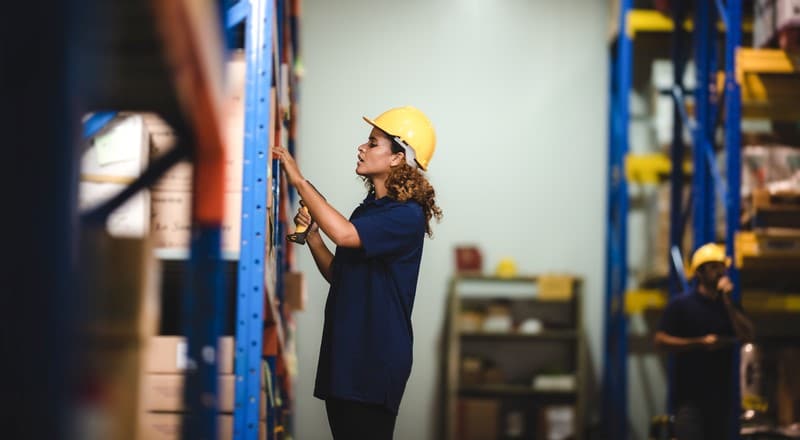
left=654, top=331, right=720, bottom=352
left=722, top=296, right=756, bottom=343
left=718, top=276, right=756, bottom=343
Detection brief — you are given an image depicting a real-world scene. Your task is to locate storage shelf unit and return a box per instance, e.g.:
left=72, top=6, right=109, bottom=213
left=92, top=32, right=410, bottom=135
left=4, top=0, right=301, bottom=439
left=607, top=1, right=800, bottom=439
left=459, top=331, right=579, bottom=341
left=228, top=0, right=302, bottom=438
left=459, top=385, right=577, bottom=401
left=443, top=275, right=587, bottom=440
left=606, top=1, right=745, bottom=438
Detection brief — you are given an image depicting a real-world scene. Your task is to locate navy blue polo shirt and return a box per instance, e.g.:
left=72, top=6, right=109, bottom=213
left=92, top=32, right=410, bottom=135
left=314, top=194, right=425, bottom=414
left=658, top=290, right=737, bottom=405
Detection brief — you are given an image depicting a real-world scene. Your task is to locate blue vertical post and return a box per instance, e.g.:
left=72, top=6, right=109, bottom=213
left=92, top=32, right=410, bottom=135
left=234, top=0, right=274, bottom=438
left=669, top=2, right=688, bottom=298
left=692, top=0, right=718, bottom=248
left=667, top=2, right=690, bottom=418
left=724, top=1, right=743, bottom=438
left=603, top=53, right=617, bottom=440
left=182, top=226, right=225, bottom=440
left=604, top=1, right=631, bottom=438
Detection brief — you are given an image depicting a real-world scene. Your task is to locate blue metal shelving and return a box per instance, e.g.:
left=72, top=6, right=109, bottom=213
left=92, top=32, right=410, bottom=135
left=5, top=0, right=294, bottom=438
left=232, top=0, right=276, bottom=438
left=605, top=1, right=743, bottom=438
left=723, top=3, right=744, bottom=439
left=603, top=1, right=632, bottom=438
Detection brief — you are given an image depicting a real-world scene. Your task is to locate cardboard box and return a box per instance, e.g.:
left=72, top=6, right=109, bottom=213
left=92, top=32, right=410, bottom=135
left=538, top=406, right=575, bottom=440
left=778, top=348, right=800, bottom=425
left=78, top=233, right=160, bottom=440
left=80, top=182, right=150, bottom=238
left=538, top=274, right=575, bottom=300
left=458, top=398, right=499, bottom=440
left=145, top=53, right=245, bottom=193
left=284, top=272, right=306, bottom=312
left=141, top=374, right=234, bottom=412
left=145, top=336, right=234, bottom=374
left=80, top=231, right=160, bottom=338
left=81, top=113, right=148, bottom=180
left=81, top=346, right=144, bottom=440
left=150, top=190, right=242, bottom=253
left=140, top=374, right=268, bottom=420
left=138, top=414, right=232, bottom=440
left=138, top=414, right=266, bottom=440
left=455, top=246, right=483, bottom=274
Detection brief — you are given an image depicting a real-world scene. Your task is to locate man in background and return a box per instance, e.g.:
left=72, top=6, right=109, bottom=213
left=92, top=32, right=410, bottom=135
left=655, top=243, right=756, bottom=440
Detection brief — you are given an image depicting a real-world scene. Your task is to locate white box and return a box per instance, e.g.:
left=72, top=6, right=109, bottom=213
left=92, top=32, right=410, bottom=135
left=79, top=182, right=150, bottom=238
left=754, top=0, right=800, bottom=47
left=81, top=114, right=148, bottom=180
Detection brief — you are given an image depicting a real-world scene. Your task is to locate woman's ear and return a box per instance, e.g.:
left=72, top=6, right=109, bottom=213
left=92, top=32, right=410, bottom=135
left=391, top=151, right=406, bottom=167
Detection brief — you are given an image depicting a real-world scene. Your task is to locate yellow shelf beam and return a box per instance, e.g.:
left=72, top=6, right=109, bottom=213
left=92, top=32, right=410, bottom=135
left=615, top=9, right=753, bottom=39
left=625, top=153, right=693, bottom=184
left=625, top=289, right=668, bottom=314
left=729, top=49, right=800, bottom=120
left=626, top=289, right=800, bottom=314
left=737, top=48, right=799, bottom=78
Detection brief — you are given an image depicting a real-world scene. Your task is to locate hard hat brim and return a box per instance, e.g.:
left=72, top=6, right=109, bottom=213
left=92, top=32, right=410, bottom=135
left=363, top=116, right=398, bottom=139
left=362, top=116, right=427, bottom=170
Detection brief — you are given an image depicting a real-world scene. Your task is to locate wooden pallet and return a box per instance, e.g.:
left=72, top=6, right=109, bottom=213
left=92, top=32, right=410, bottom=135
left=748, top=189, right=800, bottom=229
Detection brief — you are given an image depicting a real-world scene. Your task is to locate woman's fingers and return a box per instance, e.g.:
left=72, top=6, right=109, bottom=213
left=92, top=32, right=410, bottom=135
left=294, top=205, right=312, bottom=226
left=273, top=146, right=303, bottom=186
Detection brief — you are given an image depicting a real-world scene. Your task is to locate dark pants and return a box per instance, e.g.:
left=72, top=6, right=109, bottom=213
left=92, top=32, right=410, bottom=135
left=674, top=401, right=732, bottom=440
left=325, top=398, right=397, bottom=440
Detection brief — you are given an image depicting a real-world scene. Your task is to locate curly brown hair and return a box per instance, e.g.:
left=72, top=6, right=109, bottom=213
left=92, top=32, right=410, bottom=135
left=363, top=159, right=442, bottom=236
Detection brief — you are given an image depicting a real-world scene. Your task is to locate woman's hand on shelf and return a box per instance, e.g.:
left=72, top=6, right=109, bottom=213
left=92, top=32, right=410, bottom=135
left=273, top=145, right=304, bottom=187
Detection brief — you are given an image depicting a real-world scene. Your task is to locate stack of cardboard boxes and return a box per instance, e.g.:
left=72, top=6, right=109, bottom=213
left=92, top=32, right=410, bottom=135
left=137, top=336, right=267, bottom=439
left=78, top=49, right=277, bottom=440
left=136, top=51, right=270, bottom=439
left=146, top=52, right=247, bottom=254
left=77, top=230, right=160, bottom=440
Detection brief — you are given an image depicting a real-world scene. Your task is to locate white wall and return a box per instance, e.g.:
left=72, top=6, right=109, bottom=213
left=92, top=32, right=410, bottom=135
left=295, top=1, right=609, bottom=438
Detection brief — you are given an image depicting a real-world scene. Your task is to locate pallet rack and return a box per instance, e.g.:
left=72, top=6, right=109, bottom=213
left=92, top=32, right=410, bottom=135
left=607, top=1, right=800, bottom=439
left=4, top=1, right=300, bottom=439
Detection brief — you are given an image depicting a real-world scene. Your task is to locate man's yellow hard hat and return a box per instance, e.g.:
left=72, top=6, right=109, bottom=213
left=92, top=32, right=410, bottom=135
left=687, top=243, right=731, bottom=277
left=363, top=106, right=436, bottom=171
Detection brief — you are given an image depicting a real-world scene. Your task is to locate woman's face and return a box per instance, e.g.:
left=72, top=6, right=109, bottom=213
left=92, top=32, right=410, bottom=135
left=356, top=128, right=403, bottom=178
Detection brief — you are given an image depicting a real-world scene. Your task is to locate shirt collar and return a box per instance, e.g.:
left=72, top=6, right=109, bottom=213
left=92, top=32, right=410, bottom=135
left=362, top=193, right=394, bottom=207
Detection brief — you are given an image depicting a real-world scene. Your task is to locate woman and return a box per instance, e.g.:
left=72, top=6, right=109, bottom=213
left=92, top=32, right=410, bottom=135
left=273, top=106, right=442, bottom=439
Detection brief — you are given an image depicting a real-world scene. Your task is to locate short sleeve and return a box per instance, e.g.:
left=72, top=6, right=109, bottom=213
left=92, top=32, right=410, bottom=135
left=658, top=299, right=683, bottom=336
left=351, top=202, right=423, bottom=258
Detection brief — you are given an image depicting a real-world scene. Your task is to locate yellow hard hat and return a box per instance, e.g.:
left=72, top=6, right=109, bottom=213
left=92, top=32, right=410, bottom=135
left=495, top=257, right=518, bottom=279
left=363, top=106, right=436, bottom=171
left=687, top=243, right=731, bottom=277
